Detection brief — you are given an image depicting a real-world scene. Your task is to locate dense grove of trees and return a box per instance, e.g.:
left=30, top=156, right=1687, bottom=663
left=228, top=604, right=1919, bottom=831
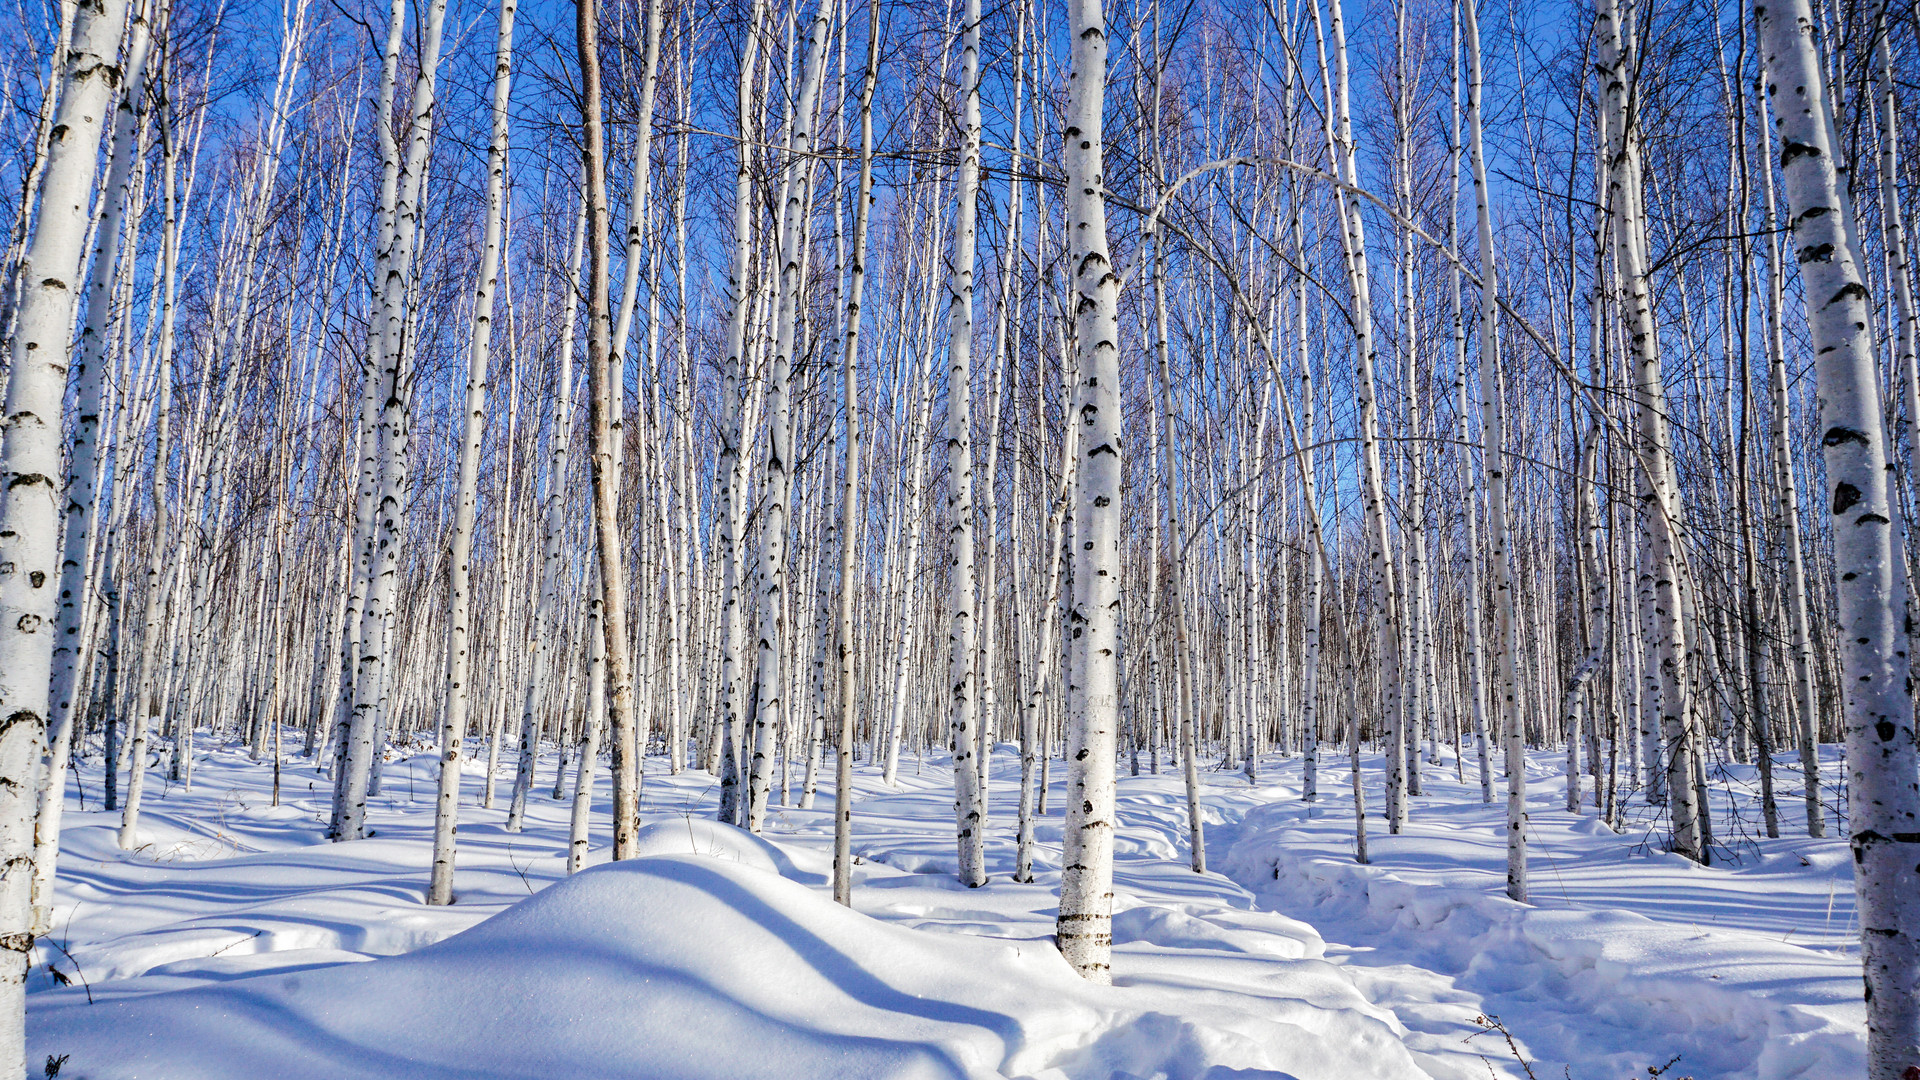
left=1, top=0, right=1917, bottom=1074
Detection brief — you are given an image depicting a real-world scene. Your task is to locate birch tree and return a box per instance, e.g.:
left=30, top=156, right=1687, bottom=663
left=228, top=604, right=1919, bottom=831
left=1756, top=2, right=1919, bottom=1072
left=577, top=0, right=640, bottom=860
left=336, top=0, right=452, bottom=843
left=833, top=0, right=880, bottom=907
left=1464, top=0, right=1524, bottom=902
left=943, top=0, right=986, bottom=887
left=0, top=0, right=129, bottom=1065
left=715, top=0, right=767, bottom=826
left=32, top=0, right=154, bottom=930
left=430, top=0, right=514, bottom=905
left=1321, top=0, right=1407, bottom=833
left=746, top=0, right=834, bottom=832
left=1055, top=0, right=1123, bottom=984
left=1595, top=0, right=1700, bottom=863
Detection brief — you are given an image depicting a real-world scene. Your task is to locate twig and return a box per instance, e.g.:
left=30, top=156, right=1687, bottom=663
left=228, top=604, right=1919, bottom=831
left=1465, top=1013, right=1536, bottom=1080
left=505, top=841, right=536, bottom=896
left=45, top=907, right=93, bottom=1006
left=208, top=931, right=263, bottom=958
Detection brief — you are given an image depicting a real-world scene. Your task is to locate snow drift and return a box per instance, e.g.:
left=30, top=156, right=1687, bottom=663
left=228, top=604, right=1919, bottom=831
left=31, top=851, right=1420, bottom=1080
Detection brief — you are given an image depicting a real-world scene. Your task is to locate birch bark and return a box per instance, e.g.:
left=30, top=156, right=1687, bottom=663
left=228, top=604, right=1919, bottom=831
left=329, top=0, right=409, bottom=833
left=1465, top=0, right=1524, bottom=901
left=1150, top=232, right=1204, bottom=872
left=747, top=0, right=834, bottom=832
left=429, top=0, right=514, bottom=905
left=33, top=0, right=154, bottom=930
left=1755, top=83, right=1822, bottom=838
left=944, top=0, right=986, bottom=886
left=578, top=0, right=640, bottom=859
left=119, top=88, right=180, bottom=853
left=338, top=0, right=451, bottom=842
left=0, top=0, right=129, bottom=1062
left=833, top=0, right=880, bottom=906
left=1756, top=2, right=1920, bottom=1072
left=1321, top=0, right=1404, bottom=831
left=715, top=0, right=767, bottom=825
left=1596, top=0, right=1700, bottom=862
left=1055, top=0, right=1122, bottom=983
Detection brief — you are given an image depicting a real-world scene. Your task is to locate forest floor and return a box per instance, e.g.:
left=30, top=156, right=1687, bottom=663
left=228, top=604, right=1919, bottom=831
left=25, top=736, right=1860, bottom=1080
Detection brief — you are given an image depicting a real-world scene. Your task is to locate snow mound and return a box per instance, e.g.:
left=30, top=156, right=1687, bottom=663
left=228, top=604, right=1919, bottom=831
left=628, top=816, right=784, bottom=874
left=1111, top=903, right=1321, bottom=960
left=32, top=854, right=1420, bottom=1080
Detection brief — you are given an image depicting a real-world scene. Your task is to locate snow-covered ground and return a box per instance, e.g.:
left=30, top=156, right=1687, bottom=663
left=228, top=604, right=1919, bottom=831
left=27, top=738, right=1861, bottom=1079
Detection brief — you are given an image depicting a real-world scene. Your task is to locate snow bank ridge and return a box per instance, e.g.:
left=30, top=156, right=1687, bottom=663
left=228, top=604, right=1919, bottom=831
left=1220, top=804, right=1864, bottom=1080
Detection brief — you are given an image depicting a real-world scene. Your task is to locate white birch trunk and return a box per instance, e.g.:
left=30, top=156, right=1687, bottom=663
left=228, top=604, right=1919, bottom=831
left=1447, top=4, right=1493, bottom=803
left=1596, top=0, right=1700, bottom=862
left=746, top=0, right=833, bottom=833
left=1151, top=235, right=1204, bottom=873
left=32, top=0, right=154, bottom=930
left=338, top=0, right=451, bottom=842
left=0, top=0, right=129, bottom=1062
left=1055, top=0, right=1122, bottom=983
left=1755, top=83, right=1823, bottom=839
left=429, top=0, right=514, bottom=905
left=1561, top=430, right=1607, bottom=816
left=1756, top=3, right=1920, bottom=1072
left=570, top=575, right=604, bottom=874
left=715, top=0, right=768, bottom=824
left=1465, top=0, right=1524, bottom=902
left=327, top=0, right=408, bottom=832
left=1324, top=0, right=1405, bottom=833
left=119, top=97, right=182, bottom=854
left=832, top=0, right=879, bottom=905
left=944, top=0, right=986, bottom=886
left=576, top=0, right=639, bottom=859
left=1295, top=216, right=1323, bottom=808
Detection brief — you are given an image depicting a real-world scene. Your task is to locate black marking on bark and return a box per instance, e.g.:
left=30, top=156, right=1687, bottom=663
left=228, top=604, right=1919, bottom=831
left=1831, top=482, right=1862, bottom=514
left=1779, top=140, right=1821, bottom=166
left=0, top=709, right=45, bottom=738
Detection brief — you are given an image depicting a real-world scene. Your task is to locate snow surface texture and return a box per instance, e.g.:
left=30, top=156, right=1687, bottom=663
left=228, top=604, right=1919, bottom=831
left=28, top=741, right=1860, bottom=1079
